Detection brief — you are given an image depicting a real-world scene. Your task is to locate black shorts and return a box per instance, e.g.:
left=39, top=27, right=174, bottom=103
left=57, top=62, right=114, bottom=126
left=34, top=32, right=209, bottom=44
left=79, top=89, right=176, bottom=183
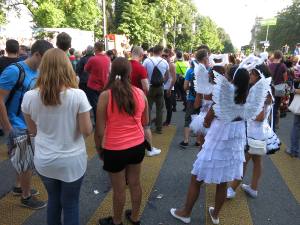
left=103, top=142, right=145, bottom=173
left=184, top=100, right=200, bottom=127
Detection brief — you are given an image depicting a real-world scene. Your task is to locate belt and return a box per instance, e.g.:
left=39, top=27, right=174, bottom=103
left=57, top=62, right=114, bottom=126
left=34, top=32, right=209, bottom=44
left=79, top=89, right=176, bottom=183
left=200, top=94, right=212, bottom=101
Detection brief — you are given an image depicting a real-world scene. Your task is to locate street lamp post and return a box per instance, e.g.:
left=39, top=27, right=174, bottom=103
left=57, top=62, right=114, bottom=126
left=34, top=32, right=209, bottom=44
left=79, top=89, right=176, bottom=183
left=102, top=0, right=107, bottom=50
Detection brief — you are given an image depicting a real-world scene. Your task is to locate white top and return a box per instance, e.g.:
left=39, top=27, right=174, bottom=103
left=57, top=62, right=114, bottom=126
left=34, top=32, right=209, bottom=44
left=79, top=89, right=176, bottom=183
left=143, top=56, right=169, bottom=82
left=195, top=63, right=213, bottom=95
left=247, top=105, right=272, bottom=141
left=163, top=66, right=174, bottom=90
left=22, top=88, right=92, bottom=182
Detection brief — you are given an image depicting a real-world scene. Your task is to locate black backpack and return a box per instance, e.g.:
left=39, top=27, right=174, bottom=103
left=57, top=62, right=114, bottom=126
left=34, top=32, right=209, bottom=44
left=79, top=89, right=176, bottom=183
left=149, top=59, right=164, bottom=87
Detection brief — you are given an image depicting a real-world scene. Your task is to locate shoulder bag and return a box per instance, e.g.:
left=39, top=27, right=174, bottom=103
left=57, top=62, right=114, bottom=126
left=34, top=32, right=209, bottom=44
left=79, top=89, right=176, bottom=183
left=273, top=63, right=287, bottom=97
left=288, top=94, right=300, bottom=115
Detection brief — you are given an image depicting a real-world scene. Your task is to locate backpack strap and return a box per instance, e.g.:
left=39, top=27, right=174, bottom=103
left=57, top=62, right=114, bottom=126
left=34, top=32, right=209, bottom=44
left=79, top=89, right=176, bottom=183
left=149, top=58, right=163, bottom=67
left=5, top=63, right=26, bottom=109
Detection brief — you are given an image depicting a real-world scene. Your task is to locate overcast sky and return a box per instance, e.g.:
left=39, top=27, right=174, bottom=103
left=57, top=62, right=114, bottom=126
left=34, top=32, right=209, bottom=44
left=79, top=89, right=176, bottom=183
left=194, top=0, right=293, bottom=48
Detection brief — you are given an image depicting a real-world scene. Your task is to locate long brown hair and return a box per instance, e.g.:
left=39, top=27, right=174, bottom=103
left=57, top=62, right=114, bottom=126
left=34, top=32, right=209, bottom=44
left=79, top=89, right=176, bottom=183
left=36, top=48, right=78, bottom=106
left=105, top=57, right=135, bottom=115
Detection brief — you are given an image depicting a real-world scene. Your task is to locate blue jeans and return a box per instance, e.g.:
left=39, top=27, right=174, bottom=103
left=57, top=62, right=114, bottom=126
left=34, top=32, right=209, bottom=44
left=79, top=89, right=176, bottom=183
left=40, top=175, right=84, bottom=225
left=290, top=114, right=300, bottom=155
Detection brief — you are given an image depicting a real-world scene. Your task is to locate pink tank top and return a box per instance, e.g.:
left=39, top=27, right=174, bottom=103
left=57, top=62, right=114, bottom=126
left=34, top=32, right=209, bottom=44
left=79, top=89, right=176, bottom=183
left=103, top=86, right=145, bottom=150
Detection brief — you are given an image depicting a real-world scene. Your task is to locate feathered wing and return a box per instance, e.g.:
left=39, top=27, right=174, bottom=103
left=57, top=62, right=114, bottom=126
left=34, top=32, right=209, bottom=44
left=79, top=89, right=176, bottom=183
left=212, top=73, right=239, bottom=122
left=244, top=77, right=272, bottom=120
left=212, top=72, right=272, bottom=122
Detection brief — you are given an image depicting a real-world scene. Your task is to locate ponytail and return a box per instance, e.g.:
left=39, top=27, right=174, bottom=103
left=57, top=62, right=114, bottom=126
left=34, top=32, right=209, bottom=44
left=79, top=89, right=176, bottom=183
left=105, top=57, right=136, bottom=115
left=233, top=68, right=250, bottom=104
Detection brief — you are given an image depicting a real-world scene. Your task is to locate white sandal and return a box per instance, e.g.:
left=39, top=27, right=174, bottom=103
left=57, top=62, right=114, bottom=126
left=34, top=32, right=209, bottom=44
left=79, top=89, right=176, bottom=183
left=170, top=208, right=191, bottom=224
left=208, top=207, right=220, bottom=225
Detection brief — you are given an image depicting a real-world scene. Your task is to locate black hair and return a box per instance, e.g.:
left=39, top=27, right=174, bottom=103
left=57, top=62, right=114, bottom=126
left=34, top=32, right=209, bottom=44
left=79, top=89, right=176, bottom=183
left=141, top=43, right=149, bottom=51
left=6, top=39, right=19, bottom=54
left=56, top=32, right=72, bottom=51
left=196, top=44, right=211, bottom=54
left=176, top=51, right=183, bottom=59
left=284, top=59, right=293, bottom=68
left=31, top=40, right=54, bottom=56
left=253, top=64, right=272, bottom=78
left=195, top=49, right=208, bottom=62
left=232, top=68, right=250, bottom=104
left=153, top=45, right=163, bottom=54
left=105, top=57, right=135, bottom=115
left=148, top=47, right=154, bottom=53
left=69, top=48, right=75, bottom=55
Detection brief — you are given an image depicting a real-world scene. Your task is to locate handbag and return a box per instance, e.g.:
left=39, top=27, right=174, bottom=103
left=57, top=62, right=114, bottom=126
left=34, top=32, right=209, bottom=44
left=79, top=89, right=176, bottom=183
left=10, top=133, right=35, bottom=174
left=288, top=94, right=300, bottom=114
left=247, top=138, right=267, bottom=155
left=274, top=83, right=287, bottom=97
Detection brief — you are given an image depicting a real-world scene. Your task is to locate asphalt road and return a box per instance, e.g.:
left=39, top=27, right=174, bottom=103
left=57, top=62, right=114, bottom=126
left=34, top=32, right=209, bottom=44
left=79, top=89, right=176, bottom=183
left=0, top=104, right=299, bottom=225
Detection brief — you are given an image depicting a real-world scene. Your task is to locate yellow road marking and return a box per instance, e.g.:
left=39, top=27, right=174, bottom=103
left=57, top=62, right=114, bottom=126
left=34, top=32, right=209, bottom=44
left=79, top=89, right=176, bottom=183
left=205, top=185, right=253, bottom=225
left=86, top=126, right=177, bottom=225
left=0, top=176, right=47, bottom=225
left=0, top=133, right=97, bottom=225
left=270, top=144, right=300, bottom=203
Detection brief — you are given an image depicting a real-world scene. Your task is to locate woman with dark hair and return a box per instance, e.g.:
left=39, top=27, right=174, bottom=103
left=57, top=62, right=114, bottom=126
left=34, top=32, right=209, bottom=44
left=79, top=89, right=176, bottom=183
left=170, top=64, right=270, bottom=224
left=95, top=57, right=149, bottom=225
left=227, top=63, right=279, bottom=199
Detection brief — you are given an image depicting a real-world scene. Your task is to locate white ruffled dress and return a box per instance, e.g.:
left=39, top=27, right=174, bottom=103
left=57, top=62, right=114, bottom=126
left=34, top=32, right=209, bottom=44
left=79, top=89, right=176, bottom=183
left=247, top=104, right=280, bottom=154
left=191, top=118, right=246, bottom=184
left=190, top=99, right=213, bottom=135
left=189, top=64, right=214, bottom=135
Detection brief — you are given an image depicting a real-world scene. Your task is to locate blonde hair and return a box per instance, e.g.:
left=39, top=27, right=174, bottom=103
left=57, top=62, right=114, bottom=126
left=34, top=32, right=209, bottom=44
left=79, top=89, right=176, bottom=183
left=36, top=48, right=78, bottom=106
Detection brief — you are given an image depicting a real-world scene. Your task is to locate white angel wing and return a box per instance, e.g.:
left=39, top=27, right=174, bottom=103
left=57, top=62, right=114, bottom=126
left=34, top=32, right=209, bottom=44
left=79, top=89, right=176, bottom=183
left=244, top=77, right=272, bottom=120
left=212, top=73, right=238, bottom=122
left=212, top=71, right=272, bottom=122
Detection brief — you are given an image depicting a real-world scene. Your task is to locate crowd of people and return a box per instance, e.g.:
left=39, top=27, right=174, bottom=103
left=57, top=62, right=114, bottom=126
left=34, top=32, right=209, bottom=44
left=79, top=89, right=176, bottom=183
left=0, top=31, right=299, bottom=225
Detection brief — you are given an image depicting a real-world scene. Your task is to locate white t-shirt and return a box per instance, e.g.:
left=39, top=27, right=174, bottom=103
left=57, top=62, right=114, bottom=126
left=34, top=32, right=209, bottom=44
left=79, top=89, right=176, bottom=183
left=143, top=56, right=169, bottom=83
left=195, top=63, right=213, bottom=95
left=22, top=88, right=92, bottom=182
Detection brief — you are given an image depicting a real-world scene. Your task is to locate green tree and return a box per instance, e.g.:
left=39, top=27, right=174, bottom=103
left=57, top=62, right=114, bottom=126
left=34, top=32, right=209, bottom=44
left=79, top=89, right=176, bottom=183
left=118, top=0, right=159, bottom=45
left=218, top=27, right=235, bottom=53
left=252, top=0, right=300, bottom=52
left=23, top=0, right=102, bottom=37
left=193, top=16, right=224, bottom=52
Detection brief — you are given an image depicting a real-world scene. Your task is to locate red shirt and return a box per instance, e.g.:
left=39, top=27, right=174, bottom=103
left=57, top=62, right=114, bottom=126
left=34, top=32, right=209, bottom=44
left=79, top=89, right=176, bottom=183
left=130, top=60, right=148, bottom=90
left=85, top=54, right=111, bottom=91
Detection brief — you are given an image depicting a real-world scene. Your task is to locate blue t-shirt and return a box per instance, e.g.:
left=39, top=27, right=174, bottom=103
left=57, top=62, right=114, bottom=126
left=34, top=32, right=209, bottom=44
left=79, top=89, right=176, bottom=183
left=185, top=67, right=196, bottom=101
left=0, top=61, right=38, bottom=129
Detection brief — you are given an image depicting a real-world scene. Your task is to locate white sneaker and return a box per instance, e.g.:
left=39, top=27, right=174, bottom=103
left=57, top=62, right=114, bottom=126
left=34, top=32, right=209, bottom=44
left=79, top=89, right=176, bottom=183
left=241, top=184, right=258, bottom=198
left=170, top=208, right=191, bottom=224
left=226, top=187, right=236, bottom=199
left=208, top=207, right=219, bottom=225
left=146, top=147, right=161, bottom=157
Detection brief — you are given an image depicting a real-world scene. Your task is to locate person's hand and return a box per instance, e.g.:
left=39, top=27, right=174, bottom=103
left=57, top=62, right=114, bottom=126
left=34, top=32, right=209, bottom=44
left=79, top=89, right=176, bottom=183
left=96, top=146, right=104, bottom=160
left=4, top=126, right=13, bottom=137
left=167, top=89, right=172, bottom=97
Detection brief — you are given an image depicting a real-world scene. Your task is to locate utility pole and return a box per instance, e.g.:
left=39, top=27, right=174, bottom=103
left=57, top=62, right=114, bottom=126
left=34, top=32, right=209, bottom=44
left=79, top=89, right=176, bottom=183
left=102, top=0, right=107, bottom=50
left=173, top=17, right=176, bottom=49
left=263, top=24, right=270, bottom=52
